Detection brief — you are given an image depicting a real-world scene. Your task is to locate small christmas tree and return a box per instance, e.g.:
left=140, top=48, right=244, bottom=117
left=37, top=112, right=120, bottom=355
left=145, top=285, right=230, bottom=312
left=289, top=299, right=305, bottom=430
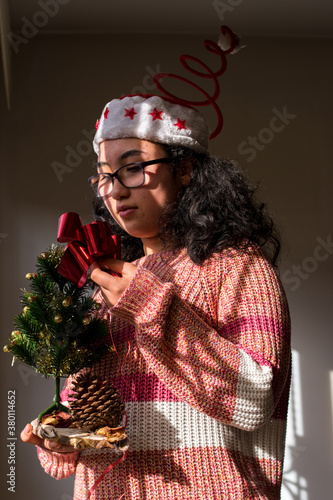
left=4, top=244, right=111, bottom=420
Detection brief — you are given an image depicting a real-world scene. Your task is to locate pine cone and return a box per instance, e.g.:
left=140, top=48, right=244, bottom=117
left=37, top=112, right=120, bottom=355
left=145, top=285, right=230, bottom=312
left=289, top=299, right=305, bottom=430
left=68, top=372, right=125, bottom=431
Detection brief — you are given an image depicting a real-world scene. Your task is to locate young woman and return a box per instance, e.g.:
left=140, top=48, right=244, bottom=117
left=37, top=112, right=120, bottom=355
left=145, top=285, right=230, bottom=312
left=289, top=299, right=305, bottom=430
left=21, top=95, right=291, bottom=500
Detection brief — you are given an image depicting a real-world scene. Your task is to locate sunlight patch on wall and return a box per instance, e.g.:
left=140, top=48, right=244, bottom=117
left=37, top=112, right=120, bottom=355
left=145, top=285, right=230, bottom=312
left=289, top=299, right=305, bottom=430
left=282, top=350, right=308, bottom=500
left=330, top=371, right=333, bottom=441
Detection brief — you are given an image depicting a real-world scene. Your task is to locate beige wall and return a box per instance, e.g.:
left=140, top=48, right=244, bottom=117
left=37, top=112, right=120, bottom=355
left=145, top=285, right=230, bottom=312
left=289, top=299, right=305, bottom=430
left=0, top=32, right=332, bottom=499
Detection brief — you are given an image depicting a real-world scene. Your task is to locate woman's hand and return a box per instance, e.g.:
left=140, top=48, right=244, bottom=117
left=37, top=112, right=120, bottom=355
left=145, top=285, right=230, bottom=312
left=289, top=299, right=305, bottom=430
left=20, top=424, right=76, bottom=453
left=90, top=259, right=138, bottom=308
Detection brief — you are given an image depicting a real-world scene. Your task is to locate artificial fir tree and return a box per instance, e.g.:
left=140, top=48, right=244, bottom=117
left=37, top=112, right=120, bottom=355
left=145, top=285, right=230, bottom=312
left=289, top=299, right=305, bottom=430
left=4, top=244, right=112, bottom=421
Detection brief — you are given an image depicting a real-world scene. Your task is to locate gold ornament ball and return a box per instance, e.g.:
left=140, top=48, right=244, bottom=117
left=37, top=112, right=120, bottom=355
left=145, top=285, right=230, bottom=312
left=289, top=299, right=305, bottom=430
left=11, top=330, right=21, bottom=339
left=54, top=314, right=63, bottom=323
left=23, top=306, right=30, bottom=315
left=25, top=273, right=33, bottom=280
left=82, top=317, right=91, bottom=326
left=3, top=345, right=11, bottom=353
left=62, top=297, right=72, bottom=308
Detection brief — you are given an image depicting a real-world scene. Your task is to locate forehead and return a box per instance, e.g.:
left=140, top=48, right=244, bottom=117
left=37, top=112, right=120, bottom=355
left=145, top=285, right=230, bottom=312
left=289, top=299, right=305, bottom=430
left=98, top=138, right=165, bottom=163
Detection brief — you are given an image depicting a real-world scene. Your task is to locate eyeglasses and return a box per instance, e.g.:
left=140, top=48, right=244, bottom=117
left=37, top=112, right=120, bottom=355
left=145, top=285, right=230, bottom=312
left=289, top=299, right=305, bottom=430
left=88, top=158, right=170, bottom=198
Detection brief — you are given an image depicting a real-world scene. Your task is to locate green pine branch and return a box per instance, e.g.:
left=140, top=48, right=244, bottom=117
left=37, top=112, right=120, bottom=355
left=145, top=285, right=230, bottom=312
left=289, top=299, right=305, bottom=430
left=10, top=342, right=35, bottom=362
left=5, top=244, right=111, bottom=379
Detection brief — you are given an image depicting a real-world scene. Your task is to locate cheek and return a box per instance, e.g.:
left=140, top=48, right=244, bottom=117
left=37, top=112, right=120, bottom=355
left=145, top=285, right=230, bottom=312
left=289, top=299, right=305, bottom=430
left=141, top=190, right=171, bottom=218
left=103, top=198, right=118, bottom=222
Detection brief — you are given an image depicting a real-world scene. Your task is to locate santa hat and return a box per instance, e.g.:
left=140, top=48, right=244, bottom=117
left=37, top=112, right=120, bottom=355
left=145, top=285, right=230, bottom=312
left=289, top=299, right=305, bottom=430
left=93, top=95, right=210, bottom=155
left=93, top=26, right=241, bottom=156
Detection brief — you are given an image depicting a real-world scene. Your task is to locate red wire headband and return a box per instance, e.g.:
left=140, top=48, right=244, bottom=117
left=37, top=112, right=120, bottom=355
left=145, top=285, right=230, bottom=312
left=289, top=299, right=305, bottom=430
left=153, top=25, right=240, bottom=140
left=93, top=26, right=241, bottom=155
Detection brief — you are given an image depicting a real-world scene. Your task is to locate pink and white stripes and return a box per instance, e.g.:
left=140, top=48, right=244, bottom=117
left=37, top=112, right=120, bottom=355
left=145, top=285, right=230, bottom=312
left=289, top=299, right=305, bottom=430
left=37, top=245, right=291, bottom=500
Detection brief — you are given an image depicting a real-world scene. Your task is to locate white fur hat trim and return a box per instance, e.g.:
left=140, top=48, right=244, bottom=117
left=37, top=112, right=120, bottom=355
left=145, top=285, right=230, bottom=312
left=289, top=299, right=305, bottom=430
left=93, top=95, right=210, bottom=155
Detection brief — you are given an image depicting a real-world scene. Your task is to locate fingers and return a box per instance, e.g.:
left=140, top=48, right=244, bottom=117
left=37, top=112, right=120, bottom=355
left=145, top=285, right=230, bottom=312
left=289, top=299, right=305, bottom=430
left=90, top=259, right=138, bottom=307
left=20, top=424, right=76, bottom=453
left=97, top=258, right=136, bottom=277
left=21, top=424, right=43, bottom=446
left=90, top=260, right=137, bottom=290
left=90, top=262, right=115, bottom=289
left=43, top=441, right=77, bottom=453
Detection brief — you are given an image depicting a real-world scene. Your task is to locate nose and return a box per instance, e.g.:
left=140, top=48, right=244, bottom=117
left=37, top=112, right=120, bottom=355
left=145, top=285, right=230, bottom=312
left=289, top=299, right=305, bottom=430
left=109, top=178, right=131, bottom=199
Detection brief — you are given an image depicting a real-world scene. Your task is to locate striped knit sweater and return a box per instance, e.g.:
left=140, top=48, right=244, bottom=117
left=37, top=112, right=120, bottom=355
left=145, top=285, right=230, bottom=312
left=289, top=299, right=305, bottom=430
left=37, top=245, right=291, bottom=500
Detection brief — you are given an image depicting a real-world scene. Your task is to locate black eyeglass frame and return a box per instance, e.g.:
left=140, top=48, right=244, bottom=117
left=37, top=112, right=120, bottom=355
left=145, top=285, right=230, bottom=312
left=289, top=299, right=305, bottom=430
left=88, top=157, right=170, bottom=198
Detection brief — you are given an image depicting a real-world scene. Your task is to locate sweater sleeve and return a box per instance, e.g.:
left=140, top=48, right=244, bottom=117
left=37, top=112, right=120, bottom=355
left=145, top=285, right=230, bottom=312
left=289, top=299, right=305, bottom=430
left=36, top=446, right=79, bottom=479
left=111, top=247, right=291, bottom=431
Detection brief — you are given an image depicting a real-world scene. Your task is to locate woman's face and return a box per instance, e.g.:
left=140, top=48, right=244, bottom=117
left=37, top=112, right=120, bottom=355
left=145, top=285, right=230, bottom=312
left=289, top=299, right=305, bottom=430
left=98, top=138, right=184, bottom=254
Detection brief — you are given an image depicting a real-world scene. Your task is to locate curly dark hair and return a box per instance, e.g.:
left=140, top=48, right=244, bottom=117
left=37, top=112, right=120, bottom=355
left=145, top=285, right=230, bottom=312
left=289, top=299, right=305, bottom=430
left=93, top=144, right=281, bottom=266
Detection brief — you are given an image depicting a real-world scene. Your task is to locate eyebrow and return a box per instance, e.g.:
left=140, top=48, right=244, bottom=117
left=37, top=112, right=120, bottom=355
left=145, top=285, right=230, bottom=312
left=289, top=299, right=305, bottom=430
left=97, top=149, right=144, bottom=171
left=119, top=149, right=144, bottom=161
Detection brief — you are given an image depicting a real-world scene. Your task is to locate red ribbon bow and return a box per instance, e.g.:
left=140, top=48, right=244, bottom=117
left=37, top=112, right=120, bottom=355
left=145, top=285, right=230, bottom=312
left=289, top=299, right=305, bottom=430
left=57, top=212, right=121, bottom=287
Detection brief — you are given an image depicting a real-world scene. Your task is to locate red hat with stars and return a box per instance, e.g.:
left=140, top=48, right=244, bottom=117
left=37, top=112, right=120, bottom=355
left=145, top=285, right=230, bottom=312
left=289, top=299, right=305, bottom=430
left=93, top=26, right=241, bottom=155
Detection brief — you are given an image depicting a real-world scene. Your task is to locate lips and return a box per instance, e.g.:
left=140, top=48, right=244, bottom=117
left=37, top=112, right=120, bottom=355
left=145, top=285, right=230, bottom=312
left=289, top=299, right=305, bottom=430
left=116, top=205, right=137, bottom=218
